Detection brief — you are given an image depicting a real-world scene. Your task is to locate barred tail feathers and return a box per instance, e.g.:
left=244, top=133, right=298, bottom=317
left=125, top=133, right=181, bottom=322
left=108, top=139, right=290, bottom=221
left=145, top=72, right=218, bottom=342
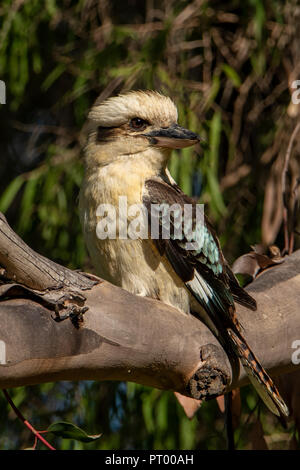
left=227, top=328, right=289, bottom=417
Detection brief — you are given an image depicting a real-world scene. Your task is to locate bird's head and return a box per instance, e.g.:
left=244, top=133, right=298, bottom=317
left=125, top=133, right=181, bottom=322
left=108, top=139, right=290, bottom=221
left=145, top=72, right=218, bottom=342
left=84, top=90, right=200, bottom=172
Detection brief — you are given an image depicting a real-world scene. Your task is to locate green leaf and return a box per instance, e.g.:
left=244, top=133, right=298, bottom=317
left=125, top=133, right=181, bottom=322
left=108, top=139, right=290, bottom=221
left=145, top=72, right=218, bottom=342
left=252, top=0, right=266, bottom=43
left=142, top=391, right=157, bottom=433
left=209, top=111, right=222, bottom=173
left=17, top=176, right=39, bottom=233
left=222, top=64, right=241, bottom=87
left=0, top=175, right=24, bottom=213
left=205, top=75, right=220, bottom=108
left=42, top=63, right=66, bottom=91
left=47, top=421, right=102, bottom=443
left=156, top=392, right=168, bottom=432
left=207, top=168, right=226, bottom=216
left=45, top=0, right=58, bottom=16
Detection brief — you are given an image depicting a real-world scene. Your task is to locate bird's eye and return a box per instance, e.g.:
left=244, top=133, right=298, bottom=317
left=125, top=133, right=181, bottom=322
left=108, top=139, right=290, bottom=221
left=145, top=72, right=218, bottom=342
left=130, top=117, right=148, bottom=130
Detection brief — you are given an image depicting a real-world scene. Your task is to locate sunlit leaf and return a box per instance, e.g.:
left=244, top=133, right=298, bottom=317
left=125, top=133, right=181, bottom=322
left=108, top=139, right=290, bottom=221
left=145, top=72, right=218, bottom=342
left=47, top=421, right=102, bottom=443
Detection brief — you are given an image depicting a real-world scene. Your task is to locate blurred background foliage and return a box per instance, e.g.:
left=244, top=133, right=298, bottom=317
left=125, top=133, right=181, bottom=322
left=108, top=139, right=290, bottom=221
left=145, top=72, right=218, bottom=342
left=0, top=0, right=299, bottom=450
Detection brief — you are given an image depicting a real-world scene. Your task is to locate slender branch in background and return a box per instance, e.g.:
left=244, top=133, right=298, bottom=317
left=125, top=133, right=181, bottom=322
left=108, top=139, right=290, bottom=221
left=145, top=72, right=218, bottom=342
left=2, top=389, right=55, bottom=450
left=281, top=121, right=300, bottom=255
left=225, top=392, right=235, bottom=450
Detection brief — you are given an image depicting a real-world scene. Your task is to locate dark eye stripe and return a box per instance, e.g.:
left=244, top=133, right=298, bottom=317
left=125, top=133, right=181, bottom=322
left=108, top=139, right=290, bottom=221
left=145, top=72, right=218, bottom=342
left=97, top=126, right=118, bottom=142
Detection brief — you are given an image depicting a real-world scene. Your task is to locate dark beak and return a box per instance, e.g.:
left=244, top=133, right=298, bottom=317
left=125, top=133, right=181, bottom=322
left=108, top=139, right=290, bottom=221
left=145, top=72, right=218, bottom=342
left=143, top=124, right=200, bottom=149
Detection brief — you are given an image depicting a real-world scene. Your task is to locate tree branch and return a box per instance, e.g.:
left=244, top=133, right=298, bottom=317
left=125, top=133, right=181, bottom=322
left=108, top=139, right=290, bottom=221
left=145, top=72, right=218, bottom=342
left=0, top=213, right=299, bottom=401
left=0, top=212, right=95, bottom=291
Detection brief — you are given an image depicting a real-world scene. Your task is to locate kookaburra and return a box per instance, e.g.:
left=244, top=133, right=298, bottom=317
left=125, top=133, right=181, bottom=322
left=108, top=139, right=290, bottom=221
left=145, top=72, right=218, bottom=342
left=79, top=90, right=288, bottom=417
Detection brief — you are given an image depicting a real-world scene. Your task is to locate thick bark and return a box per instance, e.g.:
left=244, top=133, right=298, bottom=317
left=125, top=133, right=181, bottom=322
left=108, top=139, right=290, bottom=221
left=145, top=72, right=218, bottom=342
left=0, top=212, right=299, bottom=400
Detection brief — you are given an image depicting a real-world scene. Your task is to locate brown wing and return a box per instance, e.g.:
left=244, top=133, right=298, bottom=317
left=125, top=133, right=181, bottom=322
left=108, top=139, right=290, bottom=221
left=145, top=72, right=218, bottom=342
left=143, top=178, right=256, bottom=328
